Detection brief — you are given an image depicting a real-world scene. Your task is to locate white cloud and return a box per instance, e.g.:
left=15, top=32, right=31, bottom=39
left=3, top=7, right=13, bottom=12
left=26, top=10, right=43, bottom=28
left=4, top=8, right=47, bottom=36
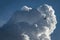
left=1, top=4, right=57, bottom=40
left=21, top=6, right=32, bottom=12
left=36, top=4, right=57, bottom=40
left=21, top=33, right=30, bottom=40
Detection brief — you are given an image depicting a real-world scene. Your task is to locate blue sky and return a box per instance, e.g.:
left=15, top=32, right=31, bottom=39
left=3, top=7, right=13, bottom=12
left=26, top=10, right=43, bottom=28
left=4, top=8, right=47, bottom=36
left=0, top=0, right=60, bottom=40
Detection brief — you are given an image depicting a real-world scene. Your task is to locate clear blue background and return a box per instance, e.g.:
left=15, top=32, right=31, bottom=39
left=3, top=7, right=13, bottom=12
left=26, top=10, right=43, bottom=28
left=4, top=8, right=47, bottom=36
left=0, top=0, right=60, bottom=40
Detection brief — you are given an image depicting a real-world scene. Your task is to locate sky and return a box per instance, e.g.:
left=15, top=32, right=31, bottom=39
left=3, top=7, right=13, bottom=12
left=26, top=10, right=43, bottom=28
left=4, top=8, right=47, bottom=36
left=0, top=0, right=60, bottom=40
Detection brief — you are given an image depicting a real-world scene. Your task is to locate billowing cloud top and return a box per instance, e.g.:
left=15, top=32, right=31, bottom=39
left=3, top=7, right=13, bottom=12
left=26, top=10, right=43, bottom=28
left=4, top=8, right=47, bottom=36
left=1, top=4, right=57, bottom=40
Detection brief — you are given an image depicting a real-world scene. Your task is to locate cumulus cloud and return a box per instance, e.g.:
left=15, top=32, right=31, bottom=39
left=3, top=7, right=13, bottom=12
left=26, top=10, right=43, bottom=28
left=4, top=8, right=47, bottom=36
left=21, top=33, right=30, bottom=40
left=21, top=6, right=32, bottom=12
left=0, top=4, right=57, bottom=40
